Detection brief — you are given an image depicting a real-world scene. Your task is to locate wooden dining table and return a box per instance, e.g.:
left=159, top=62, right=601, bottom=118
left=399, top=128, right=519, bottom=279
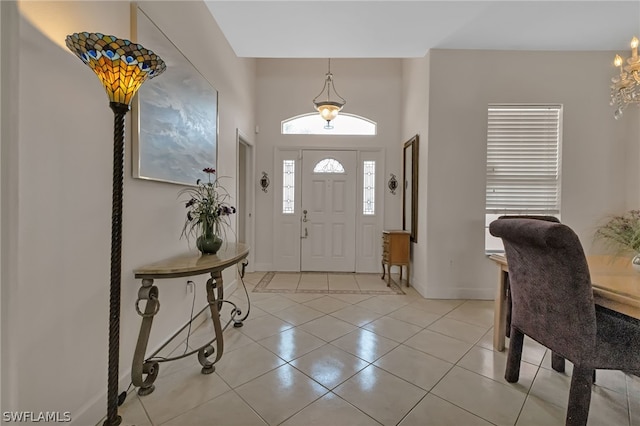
left=489, top=253, right=640, bottom=351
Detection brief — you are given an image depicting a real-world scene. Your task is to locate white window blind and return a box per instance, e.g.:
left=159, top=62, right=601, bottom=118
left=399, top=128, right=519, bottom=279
left=486, top=105, right=562, bottom=214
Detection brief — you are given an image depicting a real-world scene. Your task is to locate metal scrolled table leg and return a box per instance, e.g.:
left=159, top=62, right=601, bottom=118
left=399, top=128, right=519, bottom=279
left=199, top=272, right=224, bottom=374
left=132, top=279, right=161, bottom=396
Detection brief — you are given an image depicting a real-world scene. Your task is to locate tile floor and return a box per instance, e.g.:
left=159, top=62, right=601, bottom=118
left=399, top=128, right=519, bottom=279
left=117, top=272, right=640, bottom=426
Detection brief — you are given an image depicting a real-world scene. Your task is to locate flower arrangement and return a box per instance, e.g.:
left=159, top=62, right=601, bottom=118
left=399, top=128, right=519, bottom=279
left=179, top=167, right=236, bottom=253
left=594, top=210, right=640, bottom=256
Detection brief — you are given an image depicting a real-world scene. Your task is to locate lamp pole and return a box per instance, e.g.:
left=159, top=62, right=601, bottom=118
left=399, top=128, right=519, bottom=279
left=64, top=33, right=165, bottom=426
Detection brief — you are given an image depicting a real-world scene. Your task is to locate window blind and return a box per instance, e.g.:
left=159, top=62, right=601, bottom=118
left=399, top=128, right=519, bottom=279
left=486, top=105, right=562, bottom=214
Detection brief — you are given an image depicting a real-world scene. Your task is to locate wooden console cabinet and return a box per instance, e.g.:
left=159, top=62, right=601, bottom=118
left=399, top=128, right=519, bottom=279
left=381, top=230, right=411, bottom=287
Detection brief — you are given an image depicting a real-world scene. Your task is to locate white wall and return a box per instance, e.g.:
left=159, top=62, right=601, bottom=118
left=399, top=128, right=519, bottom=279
left=7, top=1, right=255, bottom=422
left=254, top=59, right=404, bottom=271
left=400, top=55, right=430, bottom=295
left=402, top=48, right=640, bottom=299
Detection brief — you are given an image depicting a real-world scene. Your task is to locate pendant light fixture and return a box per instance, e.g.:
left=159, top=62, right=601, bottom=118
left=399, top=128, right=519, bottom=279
left=313, top=58, right=346, bottom=129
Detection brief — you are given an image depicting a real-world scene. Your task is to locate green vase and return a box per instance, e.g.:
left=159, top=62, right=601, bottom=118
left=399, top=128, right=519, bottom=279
left=196, top=234, right=223, bottom=254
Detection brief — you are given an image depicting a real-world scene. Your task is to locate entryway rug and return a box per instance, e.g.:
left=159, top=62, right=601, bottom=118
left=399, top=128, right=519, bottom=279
left=252, top=272, right=405, bottom=295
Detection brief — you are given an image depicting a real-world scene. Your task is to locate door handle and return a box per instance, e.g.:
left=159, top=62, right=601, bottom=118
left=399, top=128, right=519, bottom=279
left=302, top=209, right=309, bottom=222
left=301, top=227, right=308, bottom=239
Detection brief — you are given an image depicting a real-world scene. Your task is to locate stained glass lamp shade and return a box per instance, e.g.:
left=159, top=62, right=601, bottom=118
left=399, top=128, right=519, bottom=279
left=65, top=32, right=165, bottom=106
left=65, top=32, right=165, bottom=426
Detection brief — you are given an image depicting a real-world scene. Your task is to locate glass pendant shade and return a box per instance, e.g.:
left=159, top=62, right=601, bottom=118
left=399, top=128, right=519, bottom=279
left=65, top=32, right=166, bottom=106
left=316, top=102, right=342, bottom=121
left=312, top=59, right=346, bottom=126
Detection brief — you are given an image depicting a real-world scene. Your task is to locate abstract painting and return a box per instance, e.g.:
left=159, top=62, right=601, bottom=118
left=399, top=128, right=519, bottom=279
left=132, top=5, right=217, bottom=186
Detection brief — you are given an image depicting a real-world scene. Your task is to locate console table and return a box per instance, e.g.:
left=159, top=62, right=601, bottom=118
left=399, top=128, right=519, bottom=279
left=131, top=243, right=249, bottom=396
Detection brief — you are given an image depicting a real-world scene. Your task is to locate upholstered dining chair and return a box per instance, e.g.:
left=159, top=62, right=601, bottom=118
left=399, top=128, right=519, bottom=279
left=489, top=218, right=640, bottom=426
left=497, top=215, right=560, bottom=340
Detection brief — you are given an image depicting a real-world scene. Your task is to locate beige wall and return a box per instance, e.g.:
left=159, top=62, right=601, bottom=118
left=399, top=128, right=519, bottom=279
left=253, top=58, right=404, bottom=271
left=7, top=1, right=255, bottom=422
left=400, top=55, right=430, bottom=295
left=403, top=48, right=640, bottom=299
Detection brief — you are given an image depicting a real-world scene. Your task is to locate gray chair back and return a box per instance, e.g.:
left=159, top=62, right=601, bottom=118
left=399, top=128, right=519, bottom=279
left=489, top=218, right=596, bottom=364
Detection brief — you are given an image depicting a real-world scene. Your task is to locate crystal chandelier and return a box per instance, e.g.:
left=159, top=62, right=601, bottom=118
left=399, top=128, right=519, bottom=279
left=610, top=36, right=640, bottom=119
left=313, top=58, right=346, bottom=129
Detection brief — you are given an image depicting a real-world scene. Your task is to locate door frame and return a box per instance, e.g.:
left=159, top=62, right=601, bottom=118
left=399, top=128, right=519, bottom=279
left=272, top=145, right=385, bottom=272
left=236, top=129, right=255, bottom=271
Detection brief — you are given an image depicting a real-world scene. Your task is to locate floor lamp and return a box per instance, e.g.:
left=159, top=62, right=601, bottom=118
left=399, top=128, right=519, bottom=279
left=65, top=33, right=165, bottom=426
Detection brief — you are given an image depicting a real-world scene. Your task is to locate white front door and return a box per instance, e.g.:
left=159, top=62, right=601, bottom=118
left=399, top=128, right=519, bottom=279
left=301, top=150, right=357, bottom=272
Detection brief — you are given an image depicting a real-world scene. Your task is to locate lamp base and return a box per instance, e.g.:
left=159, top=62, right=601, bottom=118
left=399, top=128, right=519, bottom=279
left=103, top=415, right=122, bottom=426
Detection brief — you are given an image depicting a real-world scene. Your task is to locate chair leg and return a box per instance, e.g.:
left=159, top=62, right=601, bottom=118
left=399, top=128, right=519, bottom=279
left=551, top=352, right=565, bottom=373
left=505, top=279, right=511, bottom=338
left=566, top=366, right=594, bottom=426
left=505, top=327, right=524, bottom=383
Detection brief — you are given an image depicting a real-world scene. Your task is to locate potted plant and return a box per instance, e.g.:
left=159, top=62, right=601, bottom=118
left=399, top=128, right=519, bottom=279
left=179, top=167, right=236, bottom=254
left=594, top=209, right=640, bottom=270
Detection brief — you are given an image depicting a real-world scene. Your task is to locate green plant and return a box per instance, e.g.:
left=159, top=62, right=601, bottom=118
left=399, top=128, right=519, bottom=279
left=179, top=167, right=236, bottom=243
left=594, top=210, right=640, bottom=256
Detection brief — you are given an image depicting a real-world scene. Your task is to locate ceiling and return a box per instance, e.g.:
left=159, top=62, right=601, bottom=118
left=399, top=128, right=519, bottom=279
left=204, top=1, right=640, bottom=58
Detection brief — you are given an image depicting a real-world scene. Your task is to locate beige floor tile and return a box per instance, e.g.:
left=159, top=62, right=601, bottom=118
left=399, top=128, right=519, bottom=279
left=521, top=337, right=548, bottom=366
left=185, top=320, right=254, bottom=355
left=215, top=342, right=286, bottom=388
left=272, top=272, right=302, bottom=283
left=374, top=344, right=453, bottom=391
left=303, top=295, right=351, bottom=314
left=253, top=294, right=300, bottom=314
left=588, top=385, right=630, bottom=426
left=444, top=300, right=495, bottom=327
left=334, top=365, right=427, bottom=426
left=331, top=329, right=399, bottom=363
left=431, top=366, right=526, bottom=425
left=265, top=279, right=299, bottom=290
left=328, top=293, right=374, bottom=304
left=281, top=392, right=380, bottom=426
left=328, top=273, right=360, bottom=288
left=235, top=364, right=328, bottom=425
left=528, top=367, right=571, bottom=408
left=427, top=317, right=489, bottom=344
left=363, top=316, right=423, bottom=342
left=271, top=303, right=325, bottom=326
left=399, top=393, right=493, bottom=426
left=160, top=390, right=267, bottom=426
left=258, top=328, right=326, bottom=362
left=356, top=296, right=408, bottom=316
left=299, top=315, right=357, bottom=342
left=247, top=291, right=280, bottom=302
left=138, top=368, right=231, bottom=425
left=627, top=375, right=640, bottom=426
left=515, top=394, right=565, bottom=426
left=330, top=304, right=383, bottom=327
left=239, top=313, right=294, bottom=341
left=291, top=344, right=369, bottom=389
left=404, top=329, right=474, bottom=363
left=458, top=346, right=537, bottom=393
left=387, top=306, right=442, bottom=328
left=406, top=299, right=465, bottom=315
left=299, top=273, right=328, bottom=290
left=119, top=392, right=152, bottom=426
left=242, top=271, right=267, bottom=284
left=280, top=392, right=381, bottom=426
left=281, top=292, right=326, bottom=303
left=354, top=274, right=389, bottom=289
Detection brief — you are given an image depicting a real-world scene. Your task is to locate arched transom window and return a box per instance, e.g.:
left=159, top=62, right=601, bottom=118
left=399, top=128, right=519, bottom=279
left=282, top=113, right=377, bottom=135
left=313, top=158, right=345, bottom=173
